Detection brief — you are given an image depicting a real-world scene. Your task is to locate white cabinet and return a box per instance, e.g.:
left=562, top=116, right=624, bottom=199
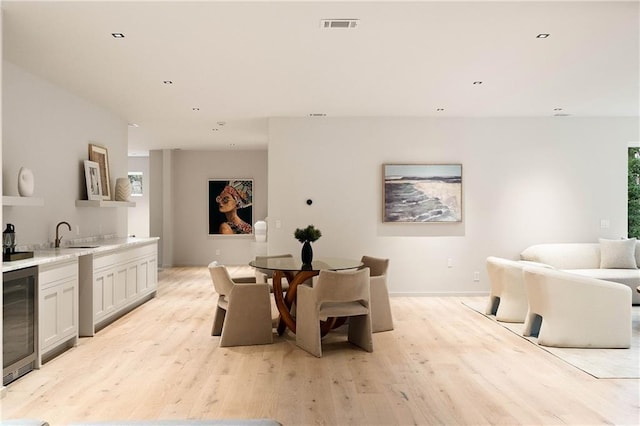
left=79, top=241, right=157, bottom=337
left=38, top=258, right=78, bottom=365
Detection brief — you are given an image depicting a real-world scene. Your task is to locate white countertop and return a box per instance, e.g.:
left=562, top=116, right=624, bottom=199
left=2, top=237, right=159, bottom=273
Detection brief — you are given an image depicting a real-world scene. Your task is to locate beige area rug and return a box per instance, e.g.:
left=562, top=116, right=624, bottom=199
left=463, top=298, right=640, bottom=379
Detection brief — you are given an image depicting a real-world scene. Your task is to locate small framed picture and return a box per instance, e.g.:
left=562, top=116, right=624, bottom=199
left=128, top=172, right=143, bottom=197
left=88, top=143, right=111, bottom=200
left=84, top=160, right=103, bottom=201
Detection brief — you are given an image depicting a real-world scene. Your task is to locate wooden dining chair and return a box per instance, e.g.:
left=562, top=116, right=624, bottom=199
left=295, top=268, right=373, bottom=357
left=208, top=261, right=274, bottom=347
left=360, top=256, right=393, bottom=332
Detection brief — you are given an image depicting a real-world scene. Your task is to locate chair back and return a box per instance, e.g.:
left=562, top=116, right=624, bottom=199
left=208, top=262, right=235, bottom=297
left=315, top=268, right=370, bottom=307
left=360, top=256, right=389, bottom=277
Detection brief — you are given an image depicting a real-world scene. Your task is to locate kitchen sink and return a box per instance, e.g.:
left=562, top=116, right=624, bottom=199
left=67, top=245, right=99, bottom=249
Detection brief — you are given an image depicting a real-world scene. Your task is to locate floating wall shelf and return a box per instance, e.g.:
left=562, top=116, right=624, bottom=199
left=75, top=200, right=136, bottom=208
left=3, top=196, right=45, bottom=207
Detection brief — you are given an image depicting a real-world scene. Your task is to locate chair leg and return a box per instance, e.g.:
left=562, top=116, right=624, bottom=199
left=212, top=306, right=226, bottom=336
left=486, top=295, right=499, bottom=316
left=295, top=286, right=322, bottom=357
left=523, top=313, right=542, bottom=337
left=348, top=314, right=373, bottom=353
left=370, top=278, right=394, bottom=332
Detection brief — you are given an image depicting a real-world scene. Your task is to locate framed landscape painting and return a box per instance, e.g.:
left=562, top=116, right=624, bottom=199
left=383, top=164, right=462, bottom=223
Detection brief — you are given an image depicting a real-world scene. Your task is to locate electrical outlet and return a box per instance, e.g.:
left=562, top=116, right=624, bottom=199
left=447, top=258, right=453, bottom=268
left=600, top=219, right=610, bottom=229
left=473, top=272, right=480, bottom=282
left=76, top=225, right=80, bottom=235
left=215, top=249, right=221, bottom=255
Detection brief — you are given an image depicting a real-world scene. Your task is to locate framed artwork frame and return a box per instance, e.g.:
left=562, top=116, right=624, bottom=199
left=383, top=163, right=463, bottom=223
left=88, top=143, right=111, bottom=200
left=208, top=179, right=254, bottom=235
left=128, top=172, right=143, bottom=197
left=84, top=160, right=103, bottom=201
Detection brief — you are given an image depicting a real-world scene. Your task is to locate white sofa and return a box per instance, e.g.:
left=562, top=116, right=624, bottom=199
left=520, top=240, right=640, bottom=305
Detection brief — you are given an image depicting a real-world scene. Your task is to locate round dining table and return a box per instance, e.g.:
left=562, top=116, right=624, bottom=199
left=249, top=257, right=363, bottom=335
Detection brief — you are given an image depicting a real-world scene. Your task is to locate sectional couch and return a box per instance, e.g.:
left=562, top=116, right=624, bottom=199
left=519, top=239, right=640, bottom=304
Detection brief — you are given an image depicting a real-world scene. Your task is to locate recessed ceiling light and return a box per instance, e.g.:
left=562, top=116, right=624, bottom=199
left=473, top=81, right=483, bottom=85
left=536, top=33, right=550, bottom=38
left=212, top=128, right=219, bottom=132
left=553, top=108, right=563, bottom=111
left=309, top=113, right=327, bottom=117
left=163, top=80, right=173, bottom=85
left=217, top=121, right=226, bottom=126
left=111, top=33, right=125, bottom=38
left=192, top=107, right=200, bottom=111
left=436, top=108, right=445, bottom=112
left=127, top=123, right=139, bottom=128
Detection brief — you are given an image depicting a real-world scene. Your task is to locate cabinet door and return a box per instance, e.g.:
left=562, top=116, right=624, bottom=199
left=114, top=265, right=128, bottom=307
left=94, top=270, right=115, bottom=320
left=40, top=286, right=60, bottom=349
left=137, top=254, right=157, bottom=295
left=39, top=261, right=78, bottom=356
left=137, top=257, right=149, bottom=294
left=126, top=262, right=138, bottom=299
left=58, top=280, right=77, bottom=338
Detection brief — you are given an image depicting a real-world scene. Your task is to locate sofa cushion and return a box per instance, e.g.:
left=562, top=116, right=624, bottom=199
left=520, top=243, right=601, bottom=269
left=599, top=238, right=637, bottom=269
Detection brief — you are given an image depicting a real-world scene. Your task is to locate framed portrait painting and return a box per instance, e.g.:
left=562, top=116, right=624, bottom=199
left=208, top=179, right=253, bottom=235
left=383, top=164, right=462, bottom=223
left=88, top=143, right=111, bottom=200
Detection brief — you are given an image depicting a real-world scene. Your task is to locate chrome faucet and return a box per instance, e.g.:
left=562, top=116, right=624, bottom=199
left=55, top=221, right=71, bottom=248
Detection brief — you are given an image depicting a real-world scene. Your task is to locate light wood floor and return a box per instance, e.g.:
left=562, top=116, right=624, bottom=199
left=1, top=266, right=638, bottom=425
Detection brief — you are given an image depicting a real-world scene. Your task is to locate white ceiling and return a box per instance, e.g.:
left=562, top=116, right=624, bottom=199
left=3, top=1, right=639, bottom=156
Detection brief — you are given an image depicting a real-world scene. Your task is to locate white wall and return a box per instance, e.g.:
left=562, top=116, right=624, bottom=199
left=162, top=149, right=268, bottom=266
left=128, top=156, right=150, bottom=238
left=2, top=61, right=129, bottom=247
left=267, top=117, right=638, bottom=295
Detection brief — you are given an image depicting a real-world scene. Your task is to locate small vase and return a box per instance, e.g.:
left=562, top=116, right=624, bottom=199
left=301, top=240, right=313, bottom=265
left=17, top=167, right=35, bottom=197
left=115, top=177, right=131, bottom=202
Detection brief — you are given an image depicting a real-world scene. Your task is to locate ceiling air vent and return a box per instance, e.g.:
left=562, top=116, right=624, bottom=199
left=321, top=19, right=359, bottom=29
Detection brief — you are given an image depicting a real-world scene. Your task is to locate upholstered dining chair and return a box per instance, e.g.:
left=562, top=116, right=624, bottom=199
left=360, top=256, right=393, bottom=332
left=296, top=268, right=373, bottom=357
left=255, top=254, right=293, bottom=292
left=208, top=261, right=274, bottom=347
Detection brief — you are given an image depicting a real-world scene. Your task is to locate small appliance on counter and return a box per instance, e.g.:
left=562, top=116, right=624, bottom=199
left=3, top=223, right=34, bottom=262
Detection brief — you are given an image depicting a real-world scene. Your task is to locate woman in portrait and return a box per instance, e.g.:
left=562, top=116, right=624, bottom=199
left=215, top=181, right=253, bottom=234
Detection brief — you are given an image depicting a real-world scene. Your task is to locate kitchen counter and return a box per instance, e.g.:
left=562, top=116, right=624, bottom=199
left=1, top=237, right=159, bottom=273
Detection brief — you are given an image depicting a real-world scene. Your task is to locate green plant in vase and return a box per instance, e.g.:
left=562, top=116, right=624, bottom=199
left=294, top=225, right=322, bottom=265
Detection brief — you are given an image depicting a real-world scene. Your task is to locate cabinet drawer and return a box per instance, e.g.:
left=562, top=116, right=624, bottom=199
left=39, top=260, right=78, bottom=289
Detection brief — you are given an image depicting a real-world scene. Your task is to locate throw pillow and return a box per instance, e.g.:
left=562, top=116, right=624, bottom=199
left=599, top=238, right=638, bottom=269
